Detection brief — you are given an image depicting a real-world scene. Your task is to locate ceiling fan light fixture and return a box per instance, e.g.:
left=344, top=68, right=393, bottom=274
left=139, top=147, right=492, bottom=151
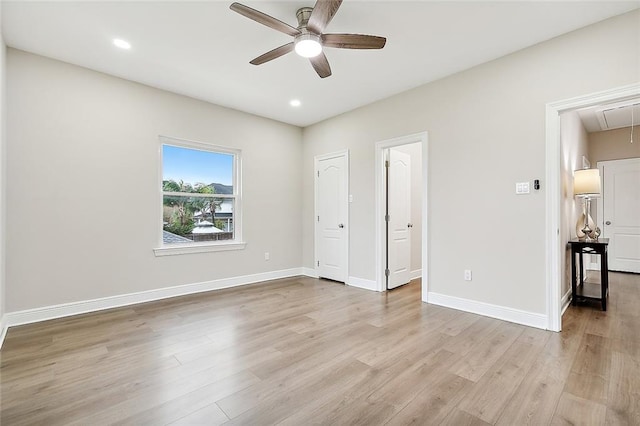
left=230, top=1, right=386, bottom=78
left=294, top=33, right=322, bottom=58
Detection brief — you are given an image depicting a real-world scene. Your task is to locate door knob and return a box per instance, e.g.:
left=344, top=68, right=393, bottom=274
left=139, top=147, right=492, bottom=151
left=407, top=223, right=413, bottom=228
left=605, top=221, right=611, bottom=225
left=338, top=223, right=344, bottom=228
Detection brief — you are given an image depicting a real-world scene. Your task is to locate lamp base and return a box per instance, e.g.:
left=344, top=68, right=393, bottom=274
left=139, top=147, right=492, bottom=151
left=576, top=212, right=596, bottom=241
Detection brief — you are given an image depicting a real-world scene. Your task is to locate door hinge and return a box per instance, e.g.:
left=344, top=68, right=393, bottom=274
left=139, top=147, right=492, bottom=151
left=317, top=170, right=320, bottom=177
left=385, top=268, right=390, bottom=277
left=385, top=214, right=390, bottom=222
left=317, top=215, right=320, bottom=222
left=317, top=260, right=320, bottom=267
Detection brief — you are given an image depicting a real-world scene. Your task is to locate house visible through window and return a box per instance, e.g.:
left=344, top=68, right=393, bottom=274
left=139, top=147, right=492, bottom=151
left=160, top=137, right=241, bottom=248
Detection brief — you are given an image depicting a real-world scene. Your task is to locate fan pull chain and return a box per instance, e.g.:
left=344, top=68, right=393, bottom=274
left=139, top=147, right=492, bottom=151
left=631, top=106, right=634, bottom=144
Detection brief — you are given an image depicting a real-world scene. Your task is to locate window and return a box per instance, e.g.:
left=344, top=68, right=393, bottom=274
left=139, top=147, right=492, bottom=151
left=154, top=136, right=244, bottom=256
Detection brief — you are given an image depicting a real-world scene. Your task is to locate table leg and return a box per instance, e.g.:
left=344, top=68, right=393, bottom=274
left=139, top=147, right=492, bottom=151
left=601, top=248, right=608, bottom=311
left=571, top=247, right=577, bottom=306
left=579, top=252, right=584, bottom=287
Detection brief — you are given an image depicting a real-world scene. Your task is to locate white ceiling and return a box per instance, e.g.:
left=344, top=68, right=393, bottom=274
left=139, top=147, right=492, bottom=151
left=2, top=1, right=639, bottom=127
left=577, top=99, right=640, bottom=132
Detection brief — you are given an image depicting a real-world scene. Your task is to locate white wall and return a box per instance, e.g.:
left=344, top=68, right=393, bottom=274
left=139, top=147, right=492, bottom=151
left=0, top=5, right=6, bottom=334
left=391, top=143, right=422, bottom=275
left=6, top=49, right=303, bottom=312
left=589, top=126, right=640, bottom=164
left=559, top=111, right=589, bottom=299
left=302, top=10, right=639, bottom=315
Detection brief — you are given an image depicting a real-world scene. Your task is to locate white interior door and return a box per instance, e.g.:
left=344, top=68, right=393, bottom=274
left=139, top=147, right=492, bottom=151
left=599, top=158, right=640, bottom=273
left=387, top=148, right=411, bottom=289
left=315, top=152, right=348, bottom=282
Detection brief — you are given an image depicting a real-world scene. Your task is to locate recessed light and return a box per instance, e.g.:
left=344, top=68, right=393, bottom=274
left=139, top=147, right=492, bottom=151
left=290, top=99, right=301, bottom=107
left=113, top=39, right=131, bottom=50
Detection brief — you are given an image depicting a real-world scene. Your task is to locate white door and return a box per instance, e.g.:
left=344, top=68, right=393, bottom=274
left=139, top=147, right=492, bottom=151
left=599, top=158, right=640, bottom=273
left=315, top=152, right=348, bottom=282
left=387, top=148, right=412, bottom=289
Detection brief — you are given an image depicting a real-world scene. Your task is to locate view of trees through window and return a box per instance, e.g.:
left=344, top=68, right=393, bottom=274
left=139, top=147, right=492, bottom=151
left=162, top=143, right=236, bottom=244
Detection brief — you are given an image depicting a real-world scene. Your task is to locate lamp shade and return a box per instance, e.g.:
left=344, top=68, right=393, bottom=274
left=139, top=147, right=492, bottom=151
left=574, top=168, right=601, bottom=197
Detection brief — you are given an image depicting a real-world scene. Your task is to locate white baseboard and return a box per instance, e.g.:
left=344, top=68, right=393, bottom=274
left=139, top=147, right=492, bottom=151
left=301, top=267, right=319, bottom=278
left=561, top=288, right=572, bottom=315
left=347, top=276, right=378, bottom=292
left=4, top=267, right=305, bottom=329
left=0, top=315, right=7, bottom=350
left=410, top=269, right=422, bottom=280
left=427, top=292, right=548, bottom=330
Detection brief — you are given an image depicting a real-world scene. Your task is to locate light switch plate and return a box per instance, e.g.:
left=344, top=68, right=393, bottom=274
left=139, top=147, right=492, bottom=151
left=516, top=182, right=530, bottom=194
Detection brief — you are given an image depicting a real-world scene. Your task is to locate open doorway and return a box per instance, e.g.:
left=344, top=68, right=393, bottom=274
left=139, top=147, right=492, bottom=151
left=545, top=83, right=640, bottom=332
left=375, top=132, right=429, bottom=300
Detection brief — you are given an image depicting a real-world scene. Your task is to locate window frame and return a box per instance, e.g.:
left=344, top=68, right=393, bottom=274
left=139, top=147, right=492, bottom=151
left=153, top=135, right=245, bottom=257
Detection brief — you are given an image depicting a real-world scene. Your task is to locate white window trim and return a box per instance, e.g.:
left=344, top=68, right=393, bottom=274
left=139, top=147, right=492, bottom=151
left=154, top=135, right=245, bottom=256
left=154, top=241, right=247, bottom=257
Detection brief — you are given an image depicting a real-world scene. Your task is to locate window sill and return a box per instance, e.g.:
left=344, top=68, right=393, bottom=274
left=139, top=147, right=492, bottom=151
left=153, top=241, right=247, bottom=257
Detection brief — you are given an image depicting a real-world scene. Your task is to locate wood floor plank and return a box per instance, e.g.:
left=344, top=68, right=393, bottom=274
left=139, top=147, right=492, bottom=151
left=355, top=322, right=449, bottom=367
left=366, top=349, right=461, bottom=410
left=605, top=350, right=640, bottom=425
left=70, top=370, right=260, bottom=425
left=564, top=333, right=611, bottom=404
left=447, top=321, right=524, bottom=382
left=169, top=402, right=229, bottom=426
left=385, top=371, right=474, bottom=425
left=493, top=355, right=568, bottom=426
left=1, top=272, right=638, bottom=424
left=224, top=358, right=372, bottom=425
left=492, top=298, right=589, bottom=426
left=440, top=408, right=493, bottom=426
left=440, top=311, right=482, bottom=336
left=442, top=315, right=501, bottom=356
left=551, top=392, right=607, bottom=425
left=457, top=337, right=546, bottom=423
left=216, top=336, right=376, bottom=419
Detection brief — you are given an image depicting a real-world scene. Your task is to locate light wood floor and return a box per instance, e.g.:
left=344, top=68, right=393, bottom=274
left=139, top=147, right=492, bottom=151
left=1, top=272, right=638, bottom=425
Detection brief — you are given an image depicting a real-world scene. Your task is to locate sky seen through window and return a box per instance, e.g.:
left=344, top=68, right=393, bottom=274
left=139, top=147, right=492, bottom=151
left=163, top=145, right=233, bottom=187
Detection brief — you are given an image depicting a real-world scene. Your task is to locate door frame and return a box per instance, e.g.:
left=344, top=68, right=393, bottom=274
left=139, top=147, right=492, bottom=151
left=545, top=82, right=640, bottom=332
left=314, top=150, right=350, bottom=282
left=375, top=132, right=428, bottom=301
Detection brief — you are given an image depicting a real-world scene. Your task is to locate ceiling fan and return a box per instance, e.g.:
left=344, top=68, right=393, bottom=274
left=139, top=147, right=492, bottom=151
left=230, top=0, right=386, bottom=78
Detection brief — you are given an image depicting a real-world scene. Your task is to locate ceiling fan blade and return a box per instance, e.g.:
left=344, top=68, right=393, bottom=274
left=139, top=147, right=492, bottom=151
left=310, top=52, right=332, bottom=78
left=322, top=33, right=386, bottom=49
left=307, top=0, right=342, bottom=35
left=250, top=43, right=294, bottom=65
left=230, top=2, right=301, bottom=37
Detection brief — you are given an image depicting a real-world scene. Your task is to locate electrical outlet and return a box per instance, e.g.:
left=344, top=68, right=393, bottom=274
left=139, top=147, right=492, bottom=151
left=464, top=270, right=472, bottom=281
left=264, top=252, right=270, bottom=261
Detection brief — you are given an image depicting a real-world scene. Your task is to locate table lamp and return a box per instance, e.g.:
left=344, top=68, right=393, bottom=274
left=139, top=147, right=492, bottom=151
left=574, top=168, right=601, bottom=241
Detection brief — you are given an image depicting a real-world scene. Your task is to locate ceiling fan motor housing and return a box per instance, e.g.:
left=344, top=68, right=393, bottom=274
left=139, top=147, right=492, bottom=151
left=294, top=7, right=322, bottom=57
left=296, top=7, right=314, bottom=29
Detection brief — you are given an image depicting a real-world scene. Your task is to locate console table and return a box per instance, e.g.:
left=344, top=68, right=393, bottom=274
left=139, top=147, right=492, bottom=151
left=568, top=238, right=609, bottom=311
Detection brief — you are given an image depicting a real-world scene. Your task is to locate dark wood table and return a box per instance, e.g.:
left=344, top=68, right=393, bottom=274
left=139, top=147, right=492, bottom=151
left=568, top=238, right=609, bottom=311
